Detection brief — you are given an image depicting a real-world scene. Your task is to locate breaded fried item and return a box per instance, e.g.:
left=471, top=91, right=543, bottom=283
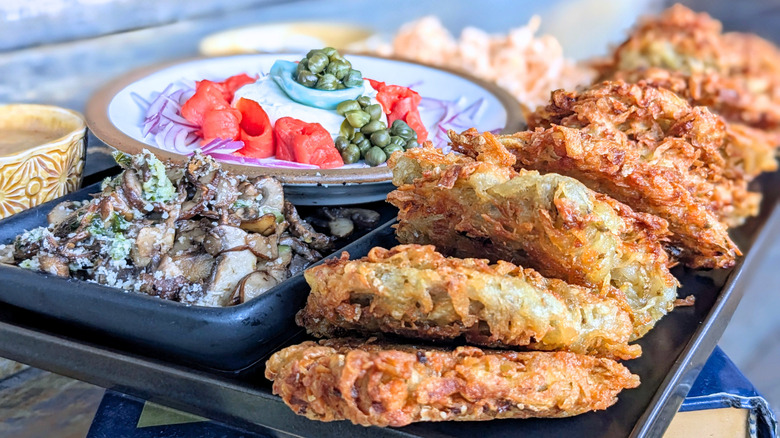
left=265, top=338, right=640, bottom=427
left=597, top=4, right=780, bottom=147
left=601, top=68, right=778, bottom=179
left=298, top=245, right=640, bottom=360
left=519, top=81, right=760, bottom=231
left=387, top=144, right=678, bottom=339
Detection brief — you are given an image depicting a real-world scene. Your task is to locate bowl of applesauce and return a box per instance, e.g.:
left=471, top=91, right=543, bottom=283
left=0, top=104, right=86, bottom=218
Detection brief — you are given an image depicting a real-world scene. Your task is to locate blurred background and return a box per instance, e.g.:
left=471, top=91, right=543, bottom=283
left=0, top=0, right=778, bottom=434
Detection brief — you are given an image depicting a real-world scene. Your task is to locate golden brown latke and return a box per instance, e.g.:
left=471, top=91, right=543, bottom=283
left=599, top=68, right=778, bottom=179
left=298, top=245, right=640, bottom=360
left=597, top=4, right=780, bottom=149
left=265, top=338, right=640, bottom=427
left=520, top=80, right=760, bottom=230
left=387, top=143, right=678, bottom=339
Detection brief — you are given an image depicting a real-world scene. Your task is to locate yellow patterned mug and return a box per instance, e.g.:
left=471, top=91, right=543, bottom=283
left=0, top=104, right=86, bottom=219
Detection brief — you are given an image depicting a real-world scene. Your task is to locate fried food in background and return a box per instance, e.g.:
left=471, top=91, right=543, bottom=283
left=596, top=4, right=780, bottom=150
left=265, top=338, right=640, bottom=427
left=298, top=245, right=640, bottom=360
left=377, top=16, right=593, bottom=109
left=521, top=80, right=761, bottom=230
left=607, top=67, right=778, bottom=178
left=387, top=143, right=678, bottom=339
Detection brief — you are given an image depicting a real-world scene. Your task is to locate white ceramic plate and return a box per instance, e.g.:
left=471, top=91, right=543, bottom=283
left=86, top=54, right=523, bottom=205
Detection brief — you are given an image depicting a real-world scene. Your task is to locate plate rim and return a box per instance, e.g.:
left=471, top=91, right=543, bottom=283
left=85, top=53, right=525, bottom=185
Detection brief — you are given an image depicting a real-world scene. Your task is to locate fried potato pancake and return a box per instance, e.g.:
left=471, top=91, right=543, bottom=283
left=298, top=245, right=640, bottom=360
left=387, top=144, right=678, bottom=339
left=520, top=80, right=760, bottom=230
left=265, top=338, right=640, bottom=427
left=596, top=4, right=780, bottom=163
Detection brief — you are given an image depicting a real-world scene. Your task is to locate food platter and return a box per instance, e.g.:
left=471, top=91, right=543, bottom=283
left=0, top=167, right=778, bottom=436
left=85, top=54, right=524, bottom=205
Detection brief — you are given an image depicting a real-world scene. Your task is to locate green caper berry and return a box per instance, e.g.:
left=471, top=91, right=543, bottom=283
left=356, top=96, right=371, bottom=108
left=335, top=136, right=350, bottom=151
left=327, top=60, right=350, bottom=80
left=322, top=47, right=337, bottom=57
left=370, top=130, right=391, bottom=147
left=308, top=52, right=330, bottom=74
left=341, top=144, right=360, bottom=164
left=405, top=138, right=419, bottom=150
left=389, top=135, right=406, bottom=147
left=306, top=49, right=322, bottom=59
left=296, top=70, right=318, bottom=87
left=352, top=132, right=365, bottom=143
left=393, top=125, right=414, bottom=140
left=336, top=100, right=361, bottom=116
left=343, top=69, right=363, bottom=87
left=364, top=146, right=387, bottom=166
left=315, top=73, right=339, bottom=90
left=340, top=120, right=355, bottom=139
left=345, top=110, right=370, bottom=128
left=361, top=120, right=386, bottom=135
left=391, top=119, right=408, bottom=129
left=366, top=104, right=383, bottom=121
left=296, top=59, right=308, bottom=74
left=383, top=143, right=404, bottom=157
left=357, top=138, right=372, bottom=155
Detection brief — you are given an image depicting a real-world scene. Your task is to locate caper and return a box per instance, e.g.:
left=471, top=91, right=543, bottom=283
left=335, top=136, right=350, bottom=152
left=383, top=143, right=404, bottom=157
left=308, top=52, right=330, bottom=74
left=329, top=53, right=346, bottom=64
left=405, top=138, right=419, bottom=150
left=296, top=59, right=308, bottom=74
left=391, top=119, right=408, bottom=130
left=315, top=73, right=339, bottom=90
left=296, top=70, right=318, bottom=88
left=356, top=96, right=372, bottom=108
left=336, top=83, right=345, bottom=89
left=366, top=104, right=383, bottom=121
left=306, top=49, right=322, bottom=59
left=352, top=132, right=365, bottom=143
left=361, top=120, right=386, bottom=134
left=389, top=135, right=406, bottom=147
left=336, top=100, right=361, bottom=116
left=340, top=120, right=355, bottom=139
left=356, top=138, right=371, bottom=155
left=370, top=130, right=391, bottom=147
left=392, top=125, right=414, bottom=140
left=322, top=47, right=337, bottom=57
left=343, top=69, right=363, bottom=88
left=345, top=110, right=370, bottom=128
left=364, top=146, right=387, bottom=166
left=341, top=144, right=360, bottom=164
left=327, top=60, right=351, bottom=80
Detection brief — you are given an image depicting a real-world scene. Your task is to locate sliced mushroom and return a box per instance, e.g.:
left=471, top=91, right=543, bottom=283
left=327, top=217, right=354, bottom=238
left=131, top=224, right=175, bottom=267
left=240, top=213, right=277, bottom=236
left=246, top=233, right=279, bottom=260
left=38, top=254, right=69, bottom=277
left=203, top=225, right=248, bottom=255
left=280, top=235, right=322, bottom=262
left=0, top=244, right=14, bottom=264
left=322, top=207, right=381, bottom=229
left=121, top=169, right=147, bottom=212
left=198, top=249, right=257, bottom=307
left=174, top=253, right=215, bottom=283
left=252, top=176, right=284, bottom=212
left=283, top=201, right=333, bottom=251
left=47, top=201, right=81, bottom=228
left=172, top=220, right=209, bottom=253
left=231, top=270, right=279, bottom=304
left=139, top=272, right=187, bottom=301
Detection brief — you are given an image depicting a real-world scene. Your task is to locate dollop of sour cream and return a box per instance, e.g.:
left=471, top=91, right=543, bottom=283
left=233, top=76, right=387, bottom=138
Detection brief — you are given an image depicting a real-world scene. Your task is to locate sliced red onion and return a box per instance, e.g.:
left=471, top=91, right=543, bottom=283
left=209, top=153, right=320, bottom=169
left=201, top=137, right=244, bottom=154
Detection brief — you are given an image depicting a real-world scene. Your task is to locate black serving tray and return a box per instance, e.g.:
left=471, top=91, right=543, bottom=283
left=0, top=181, right=398, bottom=371
left=0, top=169, right=778, bottom=437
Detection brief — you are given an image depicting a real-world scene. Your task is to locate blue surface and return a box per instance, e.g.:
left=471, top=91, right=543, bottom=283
left=88, top=347, right=778, bottom=438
